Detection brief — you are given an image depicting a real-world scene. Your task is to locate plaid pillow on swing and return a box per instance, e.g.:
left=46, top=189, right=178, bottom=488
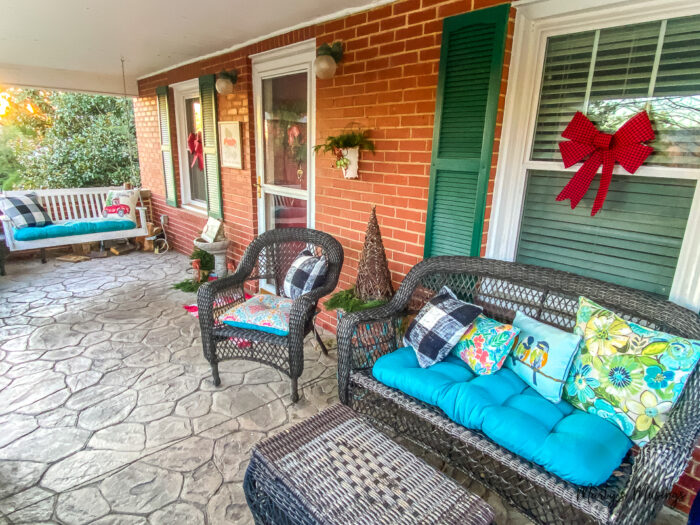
left=283, top=249, right=328, bottom=300
left=0, top=193, right=52, bottom=229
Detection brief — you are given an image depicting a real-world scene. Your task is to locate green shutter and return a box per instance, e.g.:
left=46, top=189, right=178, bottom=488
left=425, top=4, right=509, bottom=257
left=156, top=86, right=178, bottom=207
left=516, top=170, right=695, bottom=297
left=199, top=74, right=223, bottom=219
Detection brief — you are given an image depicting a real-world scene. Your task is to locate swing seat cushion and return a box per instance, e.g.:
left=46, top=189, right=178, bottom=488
left=13, top=218, right=137, bottom=241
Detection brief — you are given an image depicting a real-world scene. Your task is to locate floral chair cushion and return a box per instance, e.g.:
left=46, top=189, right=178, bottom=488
left=451, top=315, right=519, bottom=375
left=563, top=296, right=700, bottom=447
left=218, top=294, right=293, bottom=336
left=506, top=312, right=582, bottom=403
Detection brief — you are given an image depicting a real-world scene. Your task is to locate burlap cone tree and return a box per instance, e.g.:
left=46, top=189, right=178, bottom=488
left=355, top=206, right=394, bottom=302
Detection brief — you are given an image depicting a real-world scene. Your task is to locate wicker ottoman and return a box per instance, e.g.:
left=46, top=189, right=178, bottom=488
left=244, top=404, right=494, bottom=525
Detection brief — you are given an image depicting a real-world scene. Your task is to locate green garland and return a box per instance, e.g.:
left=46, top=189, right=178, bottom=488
left=172, top=279, right=203, bottom=293
left=324, top=287, right=386, bottom=313
left=191, top=248, right=214, bottom=271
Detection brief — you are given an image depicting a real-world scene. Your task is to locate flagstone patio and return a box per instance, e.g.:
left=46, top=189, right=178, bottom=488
left=0, top=251, right=687, bottom=524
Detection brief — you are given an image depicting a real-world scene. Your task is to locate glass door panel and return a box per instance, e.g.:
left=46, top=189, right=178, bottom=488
left=266, top=194, right=308, bottom=229
left=185, top=97, right=206, bottom=202
left=262, top=73, right=308, bottom=190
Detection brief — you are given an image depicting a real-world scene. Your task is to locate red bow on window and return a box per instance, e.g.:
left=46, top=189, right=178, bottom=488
left=557, top=111, right=654, bottom=216
left=187, top=132, right=204, bottom=170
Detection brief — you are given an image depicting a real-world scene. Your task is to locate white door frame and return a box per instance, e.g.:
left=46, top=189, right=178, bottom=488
left=252, top=39, right=317, bottom=236
left=171, top=78, right=208, bottom=215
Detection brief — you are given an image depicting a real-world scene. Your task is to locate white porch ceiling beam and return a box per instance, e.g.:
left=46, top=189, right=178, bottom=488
left=0, top=63, right=137, bottom=97
left=0, top=0, right=393, bottom=96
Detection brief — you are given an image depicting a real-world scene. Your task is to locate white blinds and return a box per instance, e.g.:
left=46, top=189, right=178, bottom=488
left=531, top=14, right=700, bottom=168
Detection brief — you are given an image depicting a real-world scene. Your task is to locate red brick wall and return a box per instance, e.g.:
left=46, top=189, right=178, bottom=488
left=134, top=0, right=513, bottom=322
left=313, top=0, right=514, bottom=317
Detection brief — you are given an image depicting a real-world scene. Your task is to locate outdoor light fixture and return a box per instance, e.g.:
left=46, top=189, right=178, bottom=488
left=215, top=70, right=238, bottom=95
left=314, top=42, right=343, bottom=80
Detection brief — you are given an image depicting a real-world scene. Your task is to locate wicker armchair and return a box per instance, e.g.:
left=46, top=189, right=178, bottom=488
left=337, top=256, right=700, bottom=525
left=198, top=228, right=343, bottom=402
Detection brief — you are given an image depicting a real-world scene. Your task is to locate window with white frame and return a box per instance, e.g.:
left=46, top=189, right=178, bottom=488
left=488, top=4, right=700, bottom=310
left=172, top=79, right=207, bottom=209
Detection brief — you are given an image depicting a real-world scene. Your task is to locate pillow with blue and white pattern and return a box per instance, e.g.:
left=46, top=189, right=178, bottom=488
left=283, top=249, right=328, bottom=299
left=404, top=286, right=483, bottom=368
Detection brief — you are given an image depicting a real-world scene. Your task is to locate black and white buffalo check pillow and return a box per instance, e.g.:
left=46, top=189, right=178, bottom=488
left=0, top=194, right=52, bottom=229
left=404, top=286, right=482, bottom=368
left=283, top=249, right=328, bottom=300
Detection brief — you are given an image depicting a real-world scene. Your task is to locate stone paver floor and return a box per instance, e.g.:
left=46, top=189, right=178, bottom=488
left=0, top=251, right=687, bottom=524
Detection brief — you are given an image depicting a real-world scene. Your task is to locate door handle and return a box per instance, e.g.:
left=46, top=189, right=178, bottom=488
left=255, top=176, right=262, bottom=199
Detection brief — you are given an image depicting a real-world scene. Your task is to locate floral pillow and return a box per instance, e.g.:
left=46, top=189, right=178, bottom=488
left=563, top=296, right=700, bottom=446
left=219, top=294, right=293, bottom=336
left=451, top=315, right=520, bottom=375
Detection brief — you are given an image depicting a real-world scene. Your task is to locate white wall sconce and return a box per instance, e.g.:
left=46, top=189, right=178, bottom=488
left=215, top=70, right=238, bottom=95
left=314, top=42, right=343, bottom=80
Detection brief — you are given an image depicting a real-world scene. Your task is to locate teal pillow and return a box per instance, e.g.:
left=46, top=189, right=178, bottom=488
left=506, top=312, right=582, bottom=403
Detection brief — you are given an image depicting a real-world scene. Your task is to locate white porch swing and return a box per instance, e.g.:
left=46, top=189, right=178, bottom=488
left=0, top=58, right=148, bottom=260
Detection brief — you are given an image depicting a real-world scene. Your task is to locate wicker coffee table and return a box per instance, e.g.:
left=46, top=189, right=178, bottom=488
left=244, top=404, right=494, bottom=525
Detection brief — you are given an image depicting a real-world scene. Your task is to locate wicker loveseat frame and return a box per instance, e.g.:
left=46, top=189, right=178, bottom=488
left=198, top=228, right=343, bottom=402
left=337, top=256, right=700, bottom=525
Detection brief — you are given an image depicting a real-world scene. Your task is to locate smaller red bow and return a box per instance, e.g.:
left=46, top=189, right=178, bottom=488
left=557, top=111, right=654, bottom=216
left=287, top=124, right=301, bottom=146
left=187, top=132, right=204, bottom=170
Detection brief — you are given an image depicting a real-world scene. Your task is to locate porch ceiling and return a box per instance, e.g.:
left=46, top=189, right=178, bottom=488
left=0, top=0, right=390, bottom=96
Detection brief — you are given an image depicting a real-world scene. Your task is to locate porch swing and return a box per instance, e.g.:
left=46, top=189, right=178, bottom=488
left=0, top=58, right=149, bottom=260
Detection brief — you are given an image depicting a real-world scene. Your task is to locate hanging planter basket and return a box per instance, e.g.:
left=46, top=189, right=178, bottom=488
left=314, top=126, right=375, bottom=180
left=341, top=147, right=360, bottom=179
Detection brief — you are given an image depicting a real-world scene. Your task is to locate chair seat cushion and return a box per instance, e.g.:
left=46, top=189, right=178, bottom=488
left=219, top=294, right=293, bottom=336
left=372, top=347, right=633, bottom=486
left=13, top=219, right=137, bottom=241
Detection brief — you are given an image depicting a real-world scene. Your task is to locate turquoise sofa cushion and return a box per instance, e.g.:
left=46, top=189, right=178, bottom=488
left=13, top=219, right=137, bottom=241
left=373, top=347, right=632, bottom=486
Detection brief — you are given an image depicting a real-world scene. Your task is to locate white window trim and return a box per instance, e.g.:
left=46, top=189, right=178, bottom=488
left=251, top=39, right=317, bottom=235
left=172, top=78, right=207, bottom=215
left=488, top=0, right=700, bottom=311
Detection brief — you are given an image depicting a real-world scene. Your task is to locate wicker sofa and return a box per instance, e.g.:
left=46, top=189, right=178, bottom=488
left=337, top=256, right=700, bottom=525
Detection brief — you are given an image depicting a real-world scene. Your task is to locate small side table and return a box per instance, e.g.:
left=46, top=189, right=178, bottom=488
left=244, top=404, right=494, bottom=525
